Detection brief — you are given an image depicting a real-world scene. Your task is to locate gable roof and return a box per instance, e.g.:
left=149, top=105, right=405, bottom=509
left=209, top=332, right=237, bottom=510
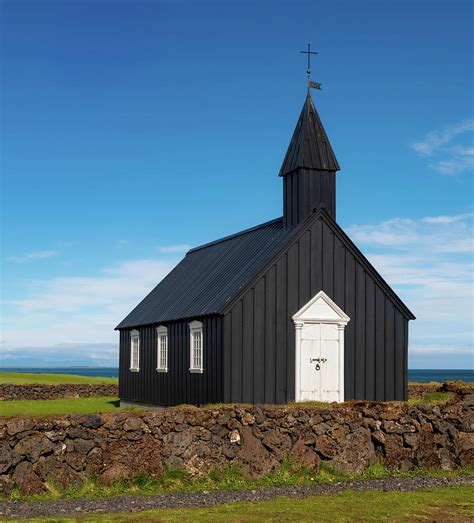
left=222, top=208, right=415, bottom=321
left=279, top=94, right=340, bottom=176
left=115, top=218, right=294, bottom=329
left=117, top=207, right=415, bottom=331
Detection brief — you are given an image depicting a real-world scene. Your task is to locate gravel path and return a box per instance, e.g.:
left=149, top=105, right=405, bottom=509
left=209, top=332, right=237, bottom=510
left=1, top=476, right=473, bottom=520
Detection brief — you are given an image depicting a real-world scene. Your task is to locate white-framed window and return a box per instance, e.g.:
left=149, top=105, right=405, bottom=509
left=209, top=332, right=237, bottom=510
left=189, top=320, right=203, bottom=373
left=156, top=325, right=168, bottom=372
left=130, top=329, right=140, bottom=372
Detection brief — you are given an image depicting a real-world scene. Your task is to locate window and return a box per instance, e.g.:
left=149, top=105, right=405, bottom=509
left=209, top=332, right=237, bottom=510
left=130, top=330, right=140, bottom=371
left=156, top=325, right=168, bottom=372
left=189, top=320, right=203, bottom=373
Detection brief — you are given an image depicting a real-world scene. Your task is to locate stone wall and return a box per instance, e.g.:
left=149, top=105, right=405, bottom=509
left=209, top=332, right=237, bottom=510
left=407, top=383, right=441, bottom=400
left=0, top=384, right=119, bottom=401
left=407, top=382, right=470, bottom=400
left=0, top=387, right=472, bottom=496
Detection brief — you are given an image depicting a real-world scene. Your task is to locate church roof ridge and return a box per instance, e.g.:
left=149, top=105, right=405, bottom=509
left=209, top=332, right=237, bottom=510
left=188, top=217, right=284, bottom=253
left=279, top=94, right=340, bottom=176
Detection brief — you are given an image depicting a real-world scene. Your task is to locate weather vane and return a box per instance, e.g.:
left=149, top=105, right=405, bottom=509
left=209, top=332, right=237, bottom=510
left=300, top=43, right=322, bottom=95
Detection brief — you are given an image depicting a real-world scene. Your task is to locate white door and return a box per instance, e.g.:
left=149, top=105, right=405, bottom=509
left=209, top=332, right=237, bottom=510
left=300, top=323, right=341, bottom=402
left=300, top=323, right=320, bottom=401
left=293, top=291, right=349, bottom=403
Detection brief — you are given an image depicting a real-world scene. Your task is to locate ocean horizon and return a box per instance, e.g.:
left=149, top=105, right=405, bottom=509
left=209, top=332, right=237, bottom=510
left=0, top=367, right=473, bottom=383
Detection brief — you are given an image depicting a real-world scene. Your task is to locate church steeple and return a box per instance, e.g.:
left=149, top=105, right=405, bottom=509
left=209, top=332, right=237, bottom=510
left=280, top=94, right=340, bottom=175
left=280, top=93, right=340, bottom=227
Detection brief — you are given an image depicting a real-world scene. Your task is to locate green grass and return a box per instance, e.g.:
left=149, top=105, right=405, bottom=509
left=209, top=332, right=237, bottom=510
left=0, top=396, right=134, bottom=416
left=17, top=486, right=474, bottom=522
left=7, top=460, right=474, bottom=504
left=0, top=389, right=458, bottom=418
left=8, top=461, right=340, bottom=502
left=0, top=371, right=118, bottom=385
left=408, top=391, right=455, bottom=405
left=408, top=380, right=442, bottom=386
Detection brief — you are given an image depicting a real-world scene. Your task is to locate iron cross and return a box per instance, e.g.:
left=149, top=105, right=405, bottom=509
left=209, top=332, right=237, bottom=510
left=300, top=43, right=322, bottom=94
left=300, top=43, right=318, bottom=78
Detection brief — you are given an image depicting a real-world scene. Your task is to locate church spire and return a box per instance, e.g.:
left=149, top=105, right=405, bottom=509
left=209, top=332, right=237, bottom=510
left=279, top=93, right=340, bottom=176
left=281, top=48, right=340, bottom=227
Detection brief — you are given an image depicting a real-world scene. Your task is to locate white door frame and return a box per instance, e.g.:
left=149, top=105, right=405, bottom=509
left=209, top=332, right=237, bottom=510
left=292, top=290, right=350, bottom=403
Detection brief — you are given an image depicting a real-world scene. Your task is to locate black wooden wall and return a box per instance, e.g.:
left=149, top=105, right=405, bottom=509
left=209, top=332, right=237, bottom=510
left=119, top=316, right=223, bottom=406
left=223, top=214, right=409, bottom=404
left=283, top=169, right=336, bottom=227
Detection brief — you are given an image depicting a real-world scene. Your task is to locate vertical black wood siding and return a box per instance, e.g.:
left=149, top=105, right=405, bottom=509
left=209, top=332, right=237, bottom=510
left=119, top=316, right=223, bottom=406
left=223, top=216, right=409, bottom=403
left=284, top=170, right=336, bottom=227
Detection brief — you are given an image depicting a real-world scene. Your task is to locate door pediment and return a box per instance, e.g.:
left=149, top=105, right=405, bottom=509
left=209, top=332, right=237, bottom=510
left=293, top=290, right=350, bottom=324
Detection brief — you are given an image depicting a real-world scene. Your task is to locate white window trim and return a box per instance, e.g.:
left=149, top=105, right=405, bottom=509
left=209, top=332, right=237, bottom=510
left=189, top=320, right=204, bottom=373
left=129, top=329, right=140, bottom=372
left=156, top=325, right=168, bottom=373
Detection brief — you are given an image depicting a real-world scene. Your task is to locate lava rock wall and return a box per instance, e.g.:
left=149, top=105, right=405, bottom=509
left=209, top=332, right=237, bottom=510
left=0, top=387, right=472, bottom=495
left=0, top=384, right=118, bottom=401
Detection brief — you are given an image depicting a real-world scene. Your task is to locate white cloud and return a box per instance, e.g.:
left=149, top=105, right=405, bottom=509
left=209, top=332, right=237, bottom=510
left=158, top=244, right=192, bottom=254
left=411, top=119, right=474, bottom=175
left=421, top=214, right=471, bottom=225
left=409, top=345, right=472, bottom=355
left=412, top=119, right=474, bottom=156
left=9, top=259, right=175, bottom=314
left=2, top=258, right=177, bottom=353
left=435, top=146, right=474, bottom=175
left=0, top=343, right=118, bottom=366
left=346, top=212, right=473, bottom=364
left=346, top=213, right=474, bottom=253
left=6, top=250, right=59, bottom=263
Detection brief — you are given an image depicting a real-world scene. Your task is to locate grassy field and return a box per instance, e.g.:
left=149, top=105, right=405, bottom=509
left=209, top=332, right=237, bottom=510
left=1, top=392, right=455, bottom=417
left=22, top=485, right=474, bottom=522
left=0, top=372, right=465, bottom=418
left=0, top=371, right=117, bottom=385
left=0, top=396, right=131, bottom=416
left=288, top=391, right=455, bottom=407
left=0, top=390, right=456, bottom=417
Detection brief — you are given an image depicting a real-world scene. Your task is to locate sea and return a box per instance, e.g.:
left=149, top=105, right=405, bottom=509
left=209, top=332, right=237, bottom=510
left=0, top=367, right=473, bottom=382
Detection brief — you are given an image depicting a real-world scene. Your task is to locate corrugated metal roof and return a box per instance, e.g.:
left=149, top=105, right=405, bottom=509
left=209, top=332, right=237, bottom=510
left=279, top=94, right=340, bottom=176
left=116, top=218, right=293, bottom=329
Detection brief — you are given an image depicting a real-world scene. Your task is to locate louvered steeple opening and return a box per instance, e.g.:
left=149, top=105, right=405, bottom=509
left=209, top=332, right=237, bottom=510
left=280, top=94, right=340, bottom=227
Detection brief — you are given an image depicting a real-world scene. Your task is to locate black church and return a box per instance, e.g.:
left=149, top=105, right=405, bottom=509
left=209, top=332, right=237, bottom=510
left=117, top=77, right=415, bottom=406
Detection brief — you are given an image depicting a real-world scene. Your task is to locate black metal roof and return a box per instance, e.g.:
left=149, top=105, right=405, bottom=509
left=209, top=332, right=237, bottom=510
left=116, top=218, right=294, bottom=329
left=279, top=94, right=340, bottom=176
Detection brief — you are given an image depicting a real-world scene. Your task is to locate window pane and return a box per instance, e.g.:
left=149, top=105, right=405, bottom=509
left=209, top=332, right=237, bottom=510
left=131, top=336, right=139, bottom=369
left=159, top=334, right=167, bottom=368
left=192, top=330, right=202, bottom=369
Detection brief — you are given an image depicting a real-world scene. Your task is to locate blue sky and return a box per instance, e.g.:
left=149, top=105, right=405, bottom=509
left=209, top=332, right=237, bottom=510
left=1, top=0, right=473, bottom=368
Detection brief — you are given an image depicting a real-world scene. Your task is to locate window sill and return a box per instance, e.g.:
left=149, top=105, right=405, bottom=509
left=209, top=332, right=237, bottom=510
left=129, top=368, right=140, bottom=372
left=189, top=368, right=204, bottom=374
left=156, top=368, right=168, bottom=373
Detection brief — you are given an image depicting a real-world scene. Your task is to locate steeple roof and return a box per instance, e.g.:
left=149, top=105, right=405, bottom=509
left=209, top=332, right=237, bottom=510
left=279, top=94, right=340, bottom=176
